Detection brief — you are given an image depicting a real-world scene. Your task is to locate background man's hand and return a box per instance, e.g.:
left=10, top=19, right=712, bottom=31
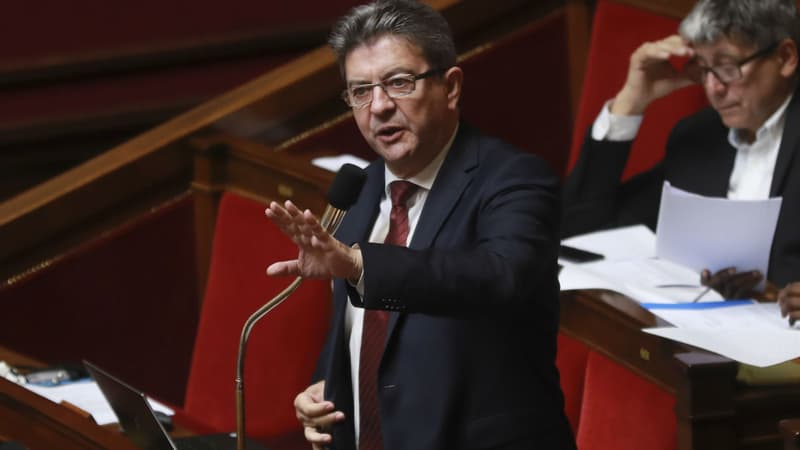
left=778, top=282, right=800, bottom=326
left=294, top=381, right=344, bottom=449
left=265, top=200, right=362, bottom=281
left=700, top=267, right=762, bottom=299
left=612, top=34, right=695, bottom=116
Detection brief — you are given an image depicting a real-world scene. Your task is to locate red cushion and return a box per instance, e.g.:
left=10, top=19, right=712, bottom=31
left=576, top=351, right=676, bottom=450
left=556, top=333, right=590, bottom=433
left=567, top=0, right=707, bottom=180
left=182, top=192, right=332, bottom=440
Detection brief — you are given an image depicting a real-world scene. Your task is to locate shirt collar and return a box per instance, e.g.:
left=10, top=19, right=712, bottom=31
left=728, top=93, right=793, bottom=148
left=383, top=122, right=459, bottom=193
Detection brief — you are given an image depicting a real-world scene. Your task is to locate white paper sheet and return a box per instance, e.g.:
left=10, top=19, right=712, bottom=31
left=559, top=257, right=723, bottom=303
left=24, top=380, right=174, bottom=425
left=560, top=224, right=656, bottom=265
left=643, top=302, right=800, bottom=367
left=311, top=154, right=370, bottom=172
left=644, top=327, right=800, bottom=367
left=655, top=182, right=782, bottom=289
left=643, top=300, right=786, bottom=328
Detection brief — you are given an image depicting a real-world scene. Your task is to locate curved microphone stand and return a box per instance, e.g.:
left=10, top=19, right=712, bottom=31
left=235, top=206, right=348, bottom=450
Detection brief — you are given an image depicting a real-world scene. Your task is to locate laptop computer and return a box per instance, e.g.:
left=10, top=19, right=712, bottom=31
left=84, top=360, right=267, bottom=450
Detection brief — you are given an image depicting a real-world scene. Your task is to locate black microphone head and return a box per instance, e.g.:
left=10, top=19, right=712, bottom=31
left=327, top=163, right=367, bottom=210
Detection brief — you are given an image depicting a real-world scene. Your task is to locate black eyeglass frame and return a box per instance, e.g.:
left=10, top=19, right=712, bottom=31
left=341, top=67, right=447, bottom=109
left=685, top=41, right=780, bottom=84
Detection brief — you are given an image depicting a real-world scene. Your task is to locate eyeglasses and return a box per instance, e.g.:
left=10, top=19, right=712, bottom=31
left=684, top=42, right=779, bottom=84
left=341, top=68, right=446, bottom=109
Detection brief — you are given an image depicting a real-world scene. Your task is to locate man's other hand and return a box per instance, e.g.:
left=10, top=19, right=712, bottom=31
left=294, top=381, right=345, bottom=450
left=778, top=282, right=800, bottom=327
left=700, top=267, right=762, bottom=299
left=612, top=34, right=696, bottom=116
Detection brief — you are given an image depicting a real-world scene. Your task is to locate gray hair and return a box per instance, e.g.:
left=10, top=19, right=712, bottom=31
left=679, top=0, right=800, bottom=49
left=328, top=0, right=457, bottom=78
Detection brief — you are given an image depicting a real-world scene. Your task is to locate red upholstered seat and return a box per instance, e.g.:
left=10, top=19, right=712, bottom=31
left=556, top=334, right=590, bottom=433
left=566, top=0, right=708, bottom=180
left=557, top=336, right=677, bottom=450
left=175, top=192, right=331, bottom=447
left=576, top=352, right=676, bottom=450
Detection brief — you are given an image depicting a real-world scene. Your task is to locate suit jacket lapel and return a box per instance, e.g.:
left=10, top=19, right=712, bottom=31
left=410, top=125, right=477, bottom=250
left=385, top=125, right=478, bottom=337
left=770, top=88, right=800, bottom=196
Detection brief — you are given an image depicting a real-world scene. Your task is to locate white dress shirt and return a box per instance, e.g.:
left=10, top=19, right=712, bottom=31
left=590, top=95, right=793, bottom=200
left=344, top=124, right=458, bottom=445
left=726, top=95, right=791, bottom=200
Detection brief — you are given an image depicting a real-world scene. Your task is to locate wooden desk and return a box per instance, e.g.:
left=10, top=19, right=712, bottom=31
left=0, top=346, right=139, bottom=450
left=561, top=290, right=800, bottom=450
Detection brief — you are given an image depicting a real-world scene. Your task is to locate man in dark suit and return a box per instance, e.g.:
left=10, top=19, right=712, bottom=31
left=265, top=1, right=575, bottom=449
left=563, top=0, right=800, bottom=324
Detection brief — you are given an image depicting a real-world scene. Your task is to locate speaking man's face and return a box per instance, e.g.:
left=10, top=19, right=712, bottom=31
left=344, top=35, right=461, bottom=178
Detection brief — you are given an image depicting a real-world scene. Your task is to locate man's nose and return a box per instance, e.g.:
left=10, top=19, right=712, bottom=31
left=704, top=71, right=727, bottom=95
left=370, top=85, right=396, bottom=114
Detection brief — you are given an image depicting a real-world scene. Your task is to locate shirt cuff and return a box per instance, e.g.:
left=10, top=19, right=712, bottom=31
left=347, top=244, right=366, bottom=297
left=350, top=269, right=365, bottom=297
left=591, top=99, right=643, bottom=142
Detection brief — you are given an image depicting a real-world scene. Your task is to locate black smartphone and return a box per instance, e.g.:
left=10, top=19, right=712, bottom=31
left=558, top=244, right=604, bottom=263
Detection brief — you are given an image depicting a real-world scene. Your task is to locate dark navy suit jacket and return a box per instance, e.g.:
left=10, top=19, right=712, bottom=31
left=313, top=124, right=575, bottom=450
left=563, top=88, right=800, bottom=286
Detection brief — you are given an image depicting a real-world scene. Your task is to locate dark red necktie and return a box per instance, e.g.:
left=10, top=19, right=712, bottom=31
left=359, top=180, right=417, bottom=450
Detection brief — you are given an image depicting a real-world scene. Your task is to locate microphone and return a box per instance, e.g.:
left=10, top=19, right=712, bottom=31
left=235, top=163, right=367, bottom=450
left=318, top=163, right=369, bottom=235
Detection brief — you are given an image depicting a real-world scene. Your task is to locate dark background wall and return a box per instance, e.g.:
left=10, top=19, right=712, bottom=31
left=0, top=0, right=366, bottom=201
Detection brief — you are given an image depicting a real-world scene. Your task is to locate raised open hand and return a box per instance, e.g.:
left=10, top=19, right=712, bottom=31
left=265, top=200, right=362, bottom=281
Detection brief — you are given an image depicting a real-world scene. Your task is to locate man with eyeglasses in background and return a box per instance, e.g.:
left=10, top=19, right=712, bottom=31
left=563, top=0, right=800, bottom=325
left=265, top=1, right=575, bottom=449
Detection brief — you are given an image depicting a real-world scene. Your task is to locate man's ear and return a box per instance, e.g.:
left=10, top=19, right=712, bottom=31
left=778, top=38, right=798, bottom=78
left=444, top=66, right=463, bottom=110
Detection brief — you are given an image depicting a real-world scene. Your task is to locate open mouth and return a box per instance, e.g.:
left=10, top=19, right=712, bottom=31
left=376, top=126, right=404, bottom=141
left=716, top=103, right=739, bottom=112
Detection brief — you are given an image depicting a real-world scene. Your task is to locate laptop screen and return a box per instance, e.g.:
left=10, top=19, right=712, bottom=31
left=84, top=360, right=176, bottom=450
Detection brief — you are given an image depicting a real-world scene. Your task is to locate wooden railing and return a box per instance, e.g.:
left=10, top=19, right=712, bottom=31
left=0, top=26, right=328, bottom=91
left=0, top=8, right=341, bottom=202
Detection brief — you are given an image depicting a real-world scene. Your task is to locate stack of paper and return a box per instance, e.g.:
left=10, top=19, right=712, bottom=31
left=560, top=182, right=783, bottom=302
left=656, top=182, right=782, bottom=291
left=559, top=225, right=723, bottom=303
left=558, top=186, right=795, bottom=366
left=643, top=301, right=800, bottom=367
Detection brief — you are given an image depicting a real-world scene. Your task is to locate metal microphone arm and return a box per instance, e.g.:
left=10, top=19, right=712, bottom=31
left=235, top=206, right=348, bottom=450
